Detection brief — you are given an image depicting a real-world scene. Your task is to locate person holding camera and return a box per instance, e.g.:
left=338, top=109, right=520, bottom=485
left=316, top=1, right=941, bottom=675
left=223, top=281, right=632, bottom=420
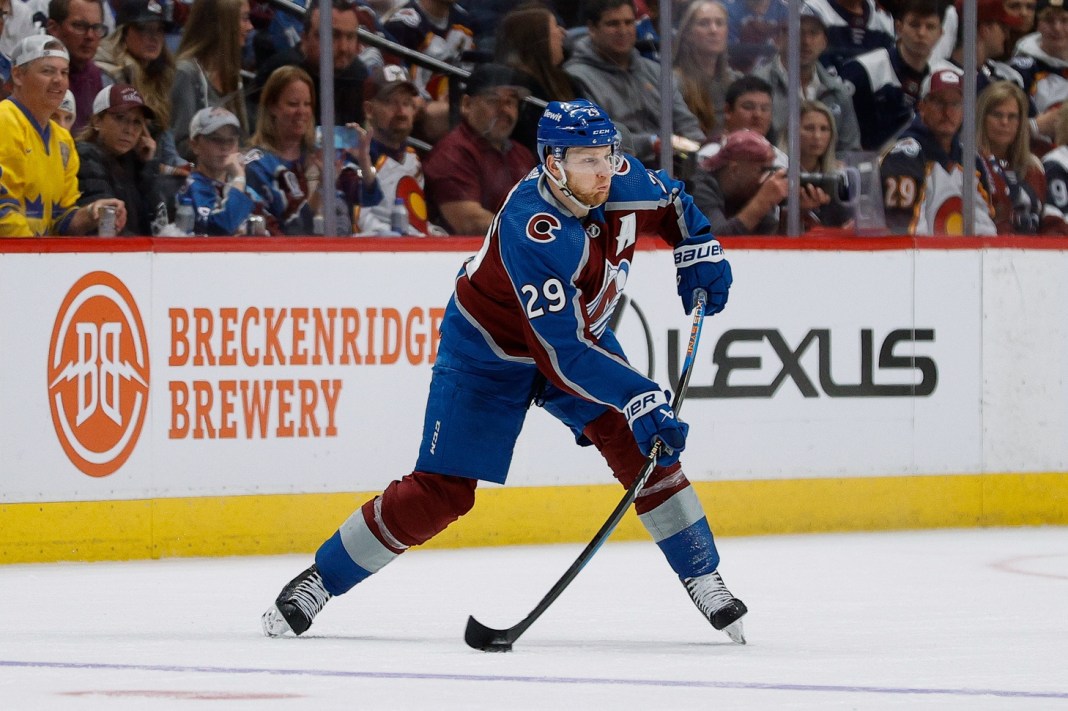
left=796, top=100, right=854, bottom=230
left=690, top=129, right=829, bottom=236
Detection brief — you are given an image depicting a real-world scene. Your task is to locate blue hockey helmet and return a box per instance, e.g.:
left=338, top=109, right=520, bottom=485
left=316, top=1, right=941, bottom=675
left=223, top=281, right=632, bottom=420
left=536, top=99, right=620, bottom=165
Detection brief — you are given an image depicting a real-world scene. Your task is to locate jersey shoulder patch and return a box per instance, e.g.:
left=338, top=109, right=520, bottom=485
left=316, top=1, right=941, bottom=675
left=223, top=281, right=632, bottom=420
left=889, top=137, right=922, bottom=157
left=525, top=212, right=562, bottom=243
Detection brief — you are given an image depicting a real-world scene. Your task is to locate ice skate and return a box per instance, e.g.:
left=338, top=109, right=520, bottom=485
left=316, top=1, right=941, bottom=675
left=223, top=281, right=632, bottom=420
left=683, top=570, right=748, bottom=644
left=262, top=564, right=332, bottom=637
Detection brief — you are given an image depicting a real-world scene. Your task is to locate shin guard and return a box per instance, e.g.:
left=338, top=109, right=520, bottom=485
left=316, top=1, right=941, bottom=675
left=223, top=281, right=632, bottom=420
left=315, top=471, right=477, bottom=596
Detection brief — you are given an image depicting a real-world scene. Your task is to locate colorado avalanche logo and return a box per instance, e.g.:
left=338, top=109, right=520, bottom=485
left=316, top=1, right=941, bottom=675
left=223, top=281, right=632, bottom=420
left=933, top=195, right=964, bottom=235
left=615, top=156, right=631, bottom=175
left=588, top=259, right=631, bottom=336
left=526, top=212, right=562, bottom=243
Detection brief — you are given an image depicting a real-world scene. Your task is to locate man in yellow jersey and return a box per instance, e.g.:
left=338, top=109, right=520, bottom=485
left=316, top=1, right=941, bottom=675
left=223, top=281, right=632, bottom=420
left=0, top=34, right=124, bottom=237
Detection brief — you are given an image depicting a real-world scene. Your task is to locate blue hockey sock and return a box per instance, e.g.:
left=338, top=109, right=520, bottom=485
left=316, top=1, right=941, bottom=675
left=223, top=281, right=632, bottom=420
left=638, top=486, right=720, bottom=579
left=314, top=506, right=402, bottom=596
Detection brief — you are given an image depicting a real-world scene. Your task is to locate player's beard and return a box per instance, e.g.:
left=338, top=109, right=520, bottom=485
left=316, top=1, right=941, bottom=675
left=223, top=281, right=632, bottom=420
left=568, top=182, right=611, bottom=208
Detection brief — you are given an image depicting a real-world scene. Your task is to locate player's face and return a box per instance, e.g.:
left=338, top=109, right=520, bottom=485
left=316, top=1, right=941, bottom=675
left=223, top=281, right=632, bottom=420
left=558, top=146, right=615, bottom=207
left=13, top=57, right=70, bottom=116
left=270, top=79, right=314, bottom=143
left=1038, top=9, right=1068, bottom=57
left=983, top=97, right=1021, bottom=157
left=919, top=90, right=964, bottom=145
left=725, top=91, right=772, bottom=136
left=367, top=90, right=418, bottom=146
left=895, top=12, right=943, bottom=62
left=799, top=110, right=832, bottom=168
left=684, top=2, right=728, bottom=57
left=588, top=4, right=637, bottom=62
left=125, top=21, right=165, bottom=63
left=94, top=107, right=147, bottom=157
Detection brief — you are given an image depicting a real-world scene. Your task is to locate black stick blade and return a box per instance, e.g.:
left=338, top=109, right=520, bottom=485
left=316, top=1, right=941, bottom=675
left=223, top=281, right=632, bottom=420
left=465, top=615, right=515, bottom=652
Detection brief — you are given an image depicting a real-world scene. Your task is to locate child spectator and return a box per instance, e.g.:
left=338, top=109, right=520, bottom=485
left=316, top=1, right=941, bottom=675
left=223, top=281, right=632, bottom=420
left=175, top=106, right=258, bottom=235
left=53, top=89, right=77, bottom=130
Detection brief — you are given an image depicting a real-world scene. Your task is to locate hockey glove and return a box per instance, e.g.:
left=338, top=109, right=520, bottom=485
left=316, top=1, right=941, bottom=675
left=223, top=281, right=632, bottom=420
left=624, top=390, right=689, bottom=467
left=674, top=237, right=732, bottom=315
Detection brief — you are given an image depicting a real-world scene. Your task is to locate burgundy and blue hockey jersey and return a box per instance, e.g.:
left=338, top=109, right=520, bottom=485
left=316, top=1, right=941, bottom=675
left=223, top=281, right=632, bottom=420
left=439, top=156, right=716, bottom=415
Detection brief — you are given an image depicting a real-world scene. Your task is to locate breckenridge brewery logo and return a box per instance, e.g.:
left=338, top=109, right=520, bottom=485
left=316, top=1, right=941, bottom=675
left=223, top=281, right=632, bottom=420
left=47, top=272, right=150, bottom=477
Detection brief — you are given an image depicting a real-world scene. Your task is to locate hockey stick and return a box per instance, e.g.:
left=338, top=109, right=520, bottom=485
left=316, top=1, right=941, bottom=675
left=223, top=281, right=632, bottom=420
left=465, top=289, right=710, bottom=652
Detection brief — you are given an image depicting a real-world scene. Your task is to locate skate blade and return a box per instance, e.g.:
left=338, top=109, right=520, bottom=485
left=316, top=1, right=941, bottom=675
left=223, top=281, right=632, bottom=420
left=722, top=618, right=746, bottom=645
left=262, top=605, right=295, bottom=638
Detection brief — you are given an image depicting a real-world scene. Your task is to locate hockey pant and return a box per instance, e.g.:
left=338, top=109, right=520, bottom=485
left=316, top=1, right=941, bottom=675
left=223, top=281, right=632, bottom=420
left=315, top=409, right=720, bottom=596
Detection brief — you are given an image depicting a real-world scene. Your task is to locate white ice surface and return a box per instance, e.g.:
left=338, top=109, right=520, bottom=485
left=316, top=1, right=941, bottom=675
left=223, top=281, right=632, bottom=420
left=2, top=527, right=1067, bottom=710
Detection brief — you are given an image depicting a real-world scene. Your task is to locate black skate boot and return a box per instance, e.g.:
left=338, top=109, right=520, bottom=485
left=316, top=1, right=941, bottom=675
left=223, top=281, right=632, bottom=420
left=262, top=564, right=332, bottom=637
left=683, top=570, right=748, bottom=644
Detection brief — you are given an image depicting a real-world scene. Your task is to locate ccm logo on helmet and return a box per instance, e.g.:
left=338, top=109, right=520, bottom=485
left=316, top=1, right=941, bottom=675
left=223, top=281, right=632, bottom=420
left=674, top=241, right=724, bottom=266
left=527, top=213, right=562, bottom=243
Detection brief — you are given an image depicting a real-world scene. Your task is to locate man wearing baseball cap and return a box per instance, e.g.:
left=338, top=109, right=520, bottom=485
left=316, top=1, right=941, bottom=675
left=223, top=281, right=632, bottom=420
left=690, top=129, right=830, bottom=235
left=424, top=63, right=537, bottom=235
left=1009, top=0, right=1068, bottom=142
left=880, top=68, right=997, bottom=235
left=0, top=35, right=125, bottom=237
left=356, top=64, right=435, bottom=235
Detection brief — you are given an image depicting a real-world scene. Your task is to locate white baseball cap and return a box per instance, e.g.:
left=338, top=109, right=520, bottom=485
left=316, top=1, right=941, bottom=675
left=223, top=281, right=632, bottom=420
left=58, top=90, right=77, bottom=116
left=11, top=35, right=70, bottom=68
left=189, top=107, right=241, bottom=138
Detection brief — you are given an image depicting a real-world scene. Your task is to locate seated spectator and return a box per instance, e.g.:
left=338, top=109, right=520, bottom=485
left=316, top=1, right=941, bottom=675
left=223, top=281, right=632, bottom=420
left=1041, top=98, right=1068, bottom=218
left=933, top=0, right=1024, bottom=98
left=673, top=0, right=739, bottom=140
left=1010, top=0, right=1068, bottom=146
left=0, top=35, right=124, bottom=236
left=423, top=63, right=536, bottom=235
left=717, top=75, right=788, bottom=166
left=755, top=2, right=860, bottom=153
left=357, top=64, right=433, bottom=235
left=564, top=0, right=704, bottom=168
left=170, top=0, right=252, bottom=161
left=840, top=0, right=946, bottom=151
left=1005, top=0, right=1038, bottom=57
left=494, top=2, right=576, bottom=155
left=805, top=0, right=895, bottom=74
left=0, top=0, right=11, bottom=95
left=47, top=0, right=114, bottom=132
left=796, top=99, right=854, bottom=229
left=76, top=83, right=167, bottom=235
left=384, top=0, right=476, bottom=143
left=252, top=0, right=371, bottom=131
left=977, top=81, right=1067, bottom=233
left=690, top=129, right=828, bottom=235
left=95, top=0, right=188, bottom=183
left=725, top=0, right=788, bottom=73
left=880, top=68, right=997, bottom=235
left=52, top=89, right=76, bottom=129
left=245, top=65, right=378, bottom=235
left=174, top=106, right=257, bottom=235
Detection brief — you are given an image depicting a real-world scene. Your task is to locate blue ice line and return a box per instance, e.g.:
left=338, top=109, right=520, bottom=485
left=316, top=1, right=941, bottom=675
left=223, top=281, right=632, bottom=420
left=3, top=659, right=1066, bottom=700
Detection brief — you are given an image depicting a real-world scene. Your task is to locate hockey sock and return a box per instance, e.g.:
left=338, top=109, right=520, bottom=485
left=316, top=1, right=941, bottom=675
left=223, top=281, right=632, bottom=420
left=583, top=409, right=720, bottom=578
left=315, top=471, right=477, bottom=596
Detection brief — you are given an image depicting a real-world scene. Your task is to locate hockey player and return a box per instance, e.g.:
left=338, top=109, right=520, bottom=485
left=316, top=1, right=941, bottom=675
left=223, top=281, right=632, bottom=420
left=262, top=99, right=747, bottom=645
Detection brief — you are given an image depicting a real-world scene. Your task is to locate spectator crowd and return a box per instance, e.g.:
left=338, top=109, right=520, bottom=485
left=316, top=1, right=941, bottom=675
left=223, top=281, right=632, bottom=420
left=3, top=0, right=1068, bottom=238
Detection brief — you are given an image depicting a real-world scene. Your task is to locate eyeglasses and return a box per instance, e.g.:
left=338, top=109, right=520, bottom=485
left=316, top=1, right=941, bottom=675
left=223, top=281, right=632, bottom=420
left=67, top=20, right=109, bottom=37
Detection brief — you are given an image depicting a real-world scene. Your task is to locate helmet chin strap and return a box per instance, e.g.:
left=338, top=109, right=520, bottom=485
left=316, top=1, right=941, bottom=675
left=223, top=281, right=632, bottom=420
left=545, top=157, right=598, bottom=213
